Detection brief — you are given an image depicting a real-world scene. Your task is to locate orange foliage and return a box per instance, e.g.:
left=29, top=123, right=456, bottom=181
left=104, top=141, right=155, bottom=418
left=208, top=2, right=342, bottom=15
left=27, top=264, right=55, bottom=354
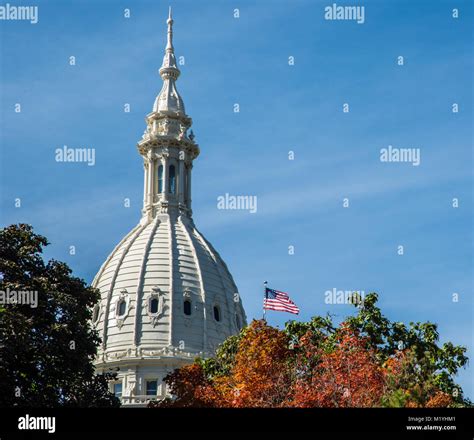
left=155, top=364, right=214, bottom=407
left=210, top=320, right=293, bottom=407
left=426, top=391, right=453, bottom=408
left=289, top=325, right=385, bottom=407
left=155, top=321, right=454, bottom=408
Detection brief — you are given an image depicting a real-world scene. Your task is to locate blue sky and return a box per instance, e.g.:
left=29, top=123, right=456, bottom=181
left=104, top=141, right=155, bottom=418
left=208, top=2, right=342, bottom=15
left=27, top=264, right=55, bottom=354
left=0, top=0, right=472, bottom=398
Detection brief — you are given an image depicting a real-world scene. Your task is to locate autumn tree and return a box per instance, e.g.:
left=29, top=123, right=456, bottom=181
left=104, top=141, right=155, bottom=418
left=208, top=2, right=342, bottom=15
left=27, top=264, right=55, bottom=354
left=152, top=293, right=470, bottom=408
left=152, top=364, right=214, bottom=408
left=289, top=325, right=385, bottom=407
left=151, top=321, right=293, bottom=408
left=211, top=320, right=293, bottom=407
left=344, top=293, right=469, bottom=407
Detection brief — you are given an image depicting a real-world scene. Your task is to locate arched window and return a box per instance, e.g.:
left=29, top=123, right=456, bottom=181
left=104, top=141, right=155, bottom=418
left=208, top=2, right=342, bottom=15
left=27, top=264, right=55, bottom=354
left=158, top=165, right=163, bottom=193
left=117, top=299, right=126, bottom=317
left=213, top=305, right=221, bottom=322
left=183, top=299, right=191, bottom=316
left=150, top=298, right=159, bottom=314
left=169, top=165, right=176, bottom=194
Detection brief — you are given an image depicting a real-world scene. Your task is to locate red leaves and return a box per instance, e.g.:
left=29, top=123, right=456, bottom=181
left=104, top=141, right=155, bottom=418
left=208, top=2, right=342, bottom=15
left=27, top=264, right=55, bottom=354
left=290, top=326, right=385, bottom=407
left=157, top=364, right=213, bottom=408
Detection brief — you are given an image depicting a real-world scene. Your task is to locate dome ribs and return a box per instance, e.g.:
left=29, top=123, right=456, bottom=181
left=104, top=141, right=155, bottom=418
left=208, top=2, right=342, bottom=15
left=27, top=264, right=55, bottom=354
left=177, top=218, right=208, bottom=352
left=97, top=222, right=148, bottom=353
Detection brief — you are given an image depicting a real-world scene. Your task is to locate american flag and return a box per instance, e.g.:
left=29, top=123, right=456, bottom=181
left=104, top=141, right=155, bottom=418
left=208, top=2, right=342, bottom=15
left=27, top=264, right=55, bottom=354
left=263, top=287, right=300, bottom=315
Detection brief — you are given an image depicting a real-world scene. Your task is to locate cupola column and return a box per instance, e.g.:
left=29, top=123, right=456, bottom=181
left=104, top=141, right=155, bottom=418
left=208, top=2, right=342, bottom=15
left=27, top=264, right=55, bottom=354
left=186, top=163, right=192, bottom=209
left=150, top=156, right=156, bottom=205
left=143, top=163, right=148, bottom=208
left=147, top=160, right=153, bottom=209
left=146, top=152, right=155, bottom=209
left=178, top=155, right=185, bottom=205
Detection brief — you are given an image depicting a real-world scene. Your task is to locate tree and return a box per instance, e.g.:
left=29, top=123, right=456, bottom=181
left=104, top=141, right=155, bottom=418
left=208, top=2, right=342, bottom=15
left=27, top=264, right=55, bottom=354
left=0, top=224, right=119, bottom=407
left=210, top=320, right=293, bottom=407
left=150, top=364, right=214, bottom=408
left=345, top=293, right=469, bottom=407
left=289, top=325, right=385, bottom=407
left=152, top=293, right=470, bottom=408
left=151, top=321, right=293, bottom=408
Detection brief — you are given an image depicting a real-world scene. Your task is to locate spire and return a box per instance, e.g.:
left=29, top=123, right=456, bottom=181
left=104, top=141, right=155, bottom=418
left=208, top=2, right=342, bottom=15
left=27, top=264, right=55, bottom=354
left=154, top=7, right=184, bottom=114
left=166, top=7, right=173, bottom=53
left=159, top=6, right=180, bottom=80
left=138, top=8, right=200, bottom=221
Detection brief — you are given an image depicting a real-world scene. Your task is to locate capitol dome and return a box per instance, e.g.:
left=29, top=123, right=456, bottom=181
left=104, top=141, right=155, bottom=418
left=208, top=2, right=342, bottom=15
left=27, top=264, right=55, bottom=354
left=92, top=9, right=246, bottom=405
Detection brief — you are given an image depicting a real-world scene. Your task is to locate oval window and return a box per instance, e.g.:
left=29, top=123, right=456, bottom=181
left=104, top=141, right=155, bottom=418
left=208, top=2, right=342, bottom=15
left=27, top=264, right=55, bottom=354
left=117, top=299, right=126, bottom=317
left=92, top=304, right=100, bottom=323
left=213, top=306, right=221, bottom=322
left=150, top=297, right=159, bottom=314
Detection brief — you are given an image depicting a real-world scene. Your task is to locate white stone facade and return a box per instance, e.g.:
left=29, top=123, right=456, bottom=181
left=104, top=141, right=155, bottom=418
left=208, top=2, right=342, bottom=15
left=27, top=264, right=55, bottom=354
left=92, top=9, right=246, bottom=406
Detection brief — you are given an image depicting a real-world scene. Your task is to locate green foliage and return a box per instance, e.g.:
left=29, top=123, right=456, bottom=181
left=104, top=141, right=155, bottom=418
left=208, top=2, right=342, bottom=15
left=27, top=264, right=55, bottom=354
left=282, top=292, right=470, bottom=407
left=346, top=293, right=468, bottom=405
left=198, top=331, right=244, bottom=379
left=0, top=224, right=119, bottom=407
left=380, top=389, right=407, bottom=408
left=285, top=314, right=335, bottom=344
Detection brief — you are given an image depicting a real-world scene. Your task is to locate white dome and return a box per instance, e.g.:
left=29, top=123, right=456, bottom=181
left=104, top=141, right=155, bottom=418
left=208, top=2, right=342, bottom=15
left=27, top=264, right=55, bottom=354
left=93, top=213, right=246, bottom=360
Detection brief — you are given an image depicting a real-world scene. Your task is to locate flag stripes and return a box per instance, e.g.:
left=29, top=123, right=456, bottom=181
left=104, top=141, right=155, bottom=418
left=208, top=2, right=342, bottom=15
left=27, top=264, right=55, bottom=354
left=263, top=288, right=299, bottom=315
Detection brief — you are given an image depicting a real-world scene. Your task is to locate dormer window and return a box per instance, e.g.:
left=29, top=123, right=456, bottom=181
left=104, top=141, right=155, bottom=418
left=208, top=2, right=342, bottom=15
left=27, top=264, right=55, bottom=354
left=115, top=290, right=130, bottom=329
left=183, top=299, right=191, bottom=316
left=92, top=304, right=100, bottom=324
left=213, top=305, right=221, bottom=322
left=117, top=299, right=126, bottom=317
left=150, top=297, right=159, bottom=314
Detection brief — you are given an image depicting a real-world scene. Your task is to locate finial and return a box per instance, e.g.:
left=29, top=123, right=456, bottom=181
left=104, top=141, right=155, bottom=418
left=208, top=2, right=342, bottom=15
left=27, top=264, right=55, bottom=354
left=166, top=6, right=174, bottom=52
left=155, top=7, right=183, bottom=111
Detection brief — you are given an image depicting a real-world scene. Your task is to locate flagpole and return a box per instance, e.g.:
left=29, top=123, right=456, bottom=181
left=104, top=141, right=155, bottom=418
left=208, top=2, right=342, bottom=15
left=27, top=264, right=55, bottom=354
left=262, top=280, right=268, bottom=321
